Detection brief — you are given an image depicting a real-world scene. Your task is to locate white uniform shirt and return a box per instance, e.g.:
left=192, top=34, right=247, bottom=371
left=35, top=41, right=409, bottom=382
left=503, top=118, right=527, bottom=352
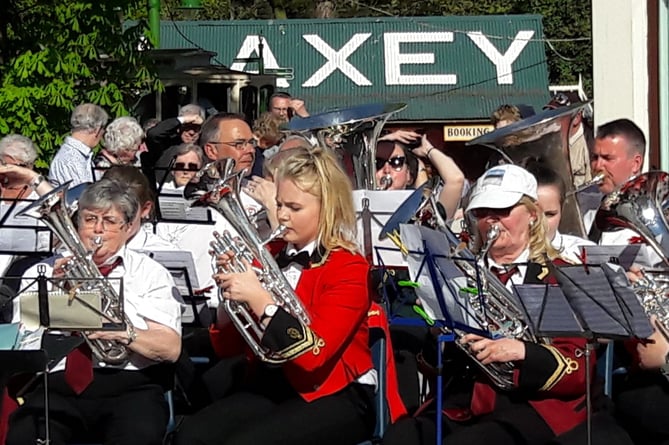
left=155, top=190, right=263, bottom=305
left=552, top=231, right=595, bottom=264
left=14, top=246, right=182, bottom=372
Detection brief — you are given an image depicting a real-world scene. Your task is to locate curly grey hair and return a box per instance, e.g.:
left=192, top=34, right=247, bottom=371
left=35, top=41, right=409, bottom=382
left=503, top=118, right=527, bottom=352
left=70, top=103, right=109, bottom=133
left=0, top=134, right=38, bottom=166
left=103, top=117, right=144, bottom=155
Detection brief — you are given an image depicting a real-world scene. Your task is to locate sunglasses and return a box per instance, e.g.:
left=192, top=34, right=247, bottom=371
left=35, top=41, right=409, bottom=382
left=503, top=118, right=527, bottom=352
left=174, top=162, right=200, bottom=171
left=471, top=206, right=515, bottom=219
left=375, top=156, right=406, bottom=171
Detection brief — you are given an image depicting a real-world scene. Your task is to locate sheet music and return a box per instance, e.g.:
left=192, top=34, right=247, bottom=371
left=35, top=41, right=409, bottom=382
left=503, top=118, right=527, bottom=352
left=513, top=284, right=584, bottom=337
left=401, top=224, right=483, bottom=330
left=353, top=189, right=413, bottom=266
left=556, top=264, right=653, bottom=338
left=582, top=245, right=642, bottom=269
left=19, top=290, right=104, bottom=331
left=158, top=193, right=212, bottom=224
left=147, top=250, right=200, bottom=295
left=0, top=196, right=51, bottom=254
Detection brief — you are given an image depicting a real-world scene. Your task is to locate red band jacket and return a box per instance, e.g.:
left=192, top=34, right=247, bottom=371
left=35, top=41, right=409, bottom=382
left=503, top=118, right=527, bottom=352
left=455, top=260, right=594, bottom=436
left=209, top=247, right=374, bottom=403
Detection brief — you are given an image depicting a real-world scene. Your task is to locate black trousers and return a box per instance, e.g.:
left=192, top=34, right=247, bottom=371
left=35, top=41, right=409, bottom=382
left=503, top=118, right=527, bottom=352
left=6, top=370, right=168, bottom=445
left=615, top=372, right=669, bottom=445
left=172, top=366, right=375, bottom=445
left=382, top=394, right=555, bottom=445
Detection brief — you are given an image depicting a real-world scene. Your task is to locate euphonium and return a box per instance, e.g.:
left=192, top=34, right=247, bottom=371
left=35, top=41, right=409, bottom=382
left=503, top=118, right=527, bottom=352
left=449, top=225, right=537, bottom=390
left=17, top=182, right=133, bottom=365
left=185, top=158, right=311, bottom=363
left=287, top=102, right=406, bottom=190
left=380, top=185, right=536, bottom=389
left=595, top=171, right=669, bottom=339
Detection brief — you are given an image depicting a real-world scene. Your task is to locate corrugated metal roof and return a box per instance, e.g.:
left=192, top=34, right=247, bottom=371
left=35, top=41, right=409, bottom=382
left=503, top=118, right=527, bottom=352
left=160, top=16, right=550, bottom=121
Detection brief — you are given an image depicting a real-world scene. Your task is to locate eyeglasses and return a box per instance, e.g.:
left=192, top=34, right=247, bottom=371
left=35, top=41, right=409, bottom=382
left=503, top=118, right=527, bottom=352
left=375, top=156, right=406, bottom=171
left=80, top=213, right=126, bottom=232
left=471, top=206, right=516, bottom=219
left=209, top=139, right=256, bottom=151
left=174, top=162, right=200, bottom=171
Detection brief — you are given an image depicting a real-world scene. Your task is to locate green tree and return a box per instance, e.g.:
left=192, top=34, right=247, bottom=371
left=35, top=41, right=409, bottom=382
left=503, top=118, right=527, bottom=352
left=0, top=0, right=159, bottom=168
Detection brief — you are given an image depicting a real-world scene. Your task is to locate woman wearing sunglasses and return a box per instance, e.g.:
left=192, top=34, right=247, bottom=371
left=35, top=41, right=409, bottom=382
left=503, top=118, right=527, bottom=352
left=382, top=164, right=594, bottom=445
left=375, top=132, right=465, bottom=221
left=162, top=143, right=205, bottom=191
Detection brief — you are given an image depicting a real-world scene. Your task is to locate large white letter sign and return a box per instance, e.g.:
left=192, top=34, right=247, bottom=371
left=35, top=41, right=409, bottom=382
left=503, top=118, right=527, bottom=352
left=302, top=34, right=372, bottom=87
left=230, top=35, right=290, bottom=88
left=384, top=32, right=456, bottom=85
left=467, top=30, right=534, bottom=85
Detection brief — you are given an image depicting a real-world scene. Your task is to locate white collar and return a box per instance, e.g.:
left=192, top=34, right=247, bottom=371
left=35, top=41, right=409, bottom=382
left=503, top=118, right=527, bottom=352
left=285, top=240, right=316, bottom=257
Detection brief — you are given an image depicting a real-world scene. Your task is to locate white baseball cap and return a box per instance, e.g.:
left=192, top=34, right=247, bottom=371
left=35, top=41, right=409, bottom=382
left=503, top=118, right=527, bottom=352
left=466, top=164, right=538, bottom=212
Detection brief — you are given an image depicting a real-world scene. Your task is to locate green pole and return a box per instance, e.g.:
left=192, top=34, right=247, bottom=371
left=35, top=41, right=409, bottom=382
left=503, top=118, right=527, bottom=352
left=149, top=0, right=160, bottom=48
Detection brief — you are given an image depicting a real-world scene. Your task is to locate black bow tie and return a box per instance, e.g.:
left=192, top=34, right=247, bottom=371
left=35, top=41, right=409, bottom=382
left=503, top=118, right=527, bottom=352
left=275, top=250, right=311, bottom=269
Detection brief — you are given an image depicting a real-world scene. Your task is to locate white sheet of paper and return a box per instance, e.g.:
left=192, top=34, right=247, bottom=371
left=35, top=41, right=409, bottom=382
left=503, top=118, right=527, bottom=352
left=158, top=194, right=212, bottom=223
left=353, top=189, right=413, bottom=266
left=141, top=250, right=200, bottom=295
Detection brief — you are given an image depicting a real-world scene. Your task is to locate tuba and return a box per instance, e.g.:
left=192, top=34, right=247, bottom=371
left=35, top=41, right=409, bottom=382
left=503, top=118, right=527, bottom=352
left=17, top=182, right=133, bottom=365
left=595, top=171, right=669, bottom=339
left=380, top=185, right=536, bottom=390
left=287, top=102, right=406, bottom=190
left=185, top=158, right=311, bottom=363
left=466, top=102, right=595, bottom=237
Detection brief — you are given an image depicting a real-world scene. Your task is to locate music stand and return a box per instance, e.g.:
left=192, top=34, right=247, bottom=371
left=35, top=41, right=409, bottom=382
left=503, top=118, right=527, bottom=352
left=0, top=195, right=53, bottom=257
left=511, top=263, right=653, bottom=445
left=148, top=250, right=211, bottom=327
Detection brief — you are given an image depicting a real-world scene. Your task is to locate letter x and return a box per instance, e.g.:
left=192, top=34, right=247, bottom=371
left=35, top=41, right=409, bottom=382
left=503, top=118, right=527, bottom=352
left=302, top=34, right=372, bottom=87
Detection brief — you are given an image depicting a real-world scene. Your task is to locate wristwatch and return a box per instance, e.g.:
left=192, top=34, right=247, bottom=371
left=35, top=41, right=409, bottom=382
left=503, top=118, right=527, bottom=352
left=30, top=174, right=46, bottom=190
left=260, top=304, right=279, bottom=324
left=126, top=326, right=137, bottom=346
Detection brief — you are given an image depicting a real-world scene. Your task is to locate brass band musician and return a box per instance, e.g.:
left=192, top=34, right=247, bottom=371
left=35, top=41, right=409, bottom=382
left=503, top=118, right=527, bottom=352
left=382, top=165, right=591, bottom=445
left=7, top=179, right=182, bottom=445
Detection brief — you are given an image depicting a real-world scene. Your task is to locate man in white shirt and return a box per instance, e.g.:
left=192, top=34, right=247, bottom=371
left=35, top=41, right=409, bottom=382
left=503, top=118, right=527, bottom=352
left=49, top=103, right=109, bottom=188
left=7, top=178, right=182, bottom=445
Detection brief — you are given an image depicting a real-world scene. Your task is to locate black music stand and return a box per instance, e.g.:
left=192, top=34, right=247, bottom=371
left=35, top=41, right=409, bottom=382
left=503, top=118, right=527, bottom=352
left=148, top=250, right=211, bottom=327
left=511, top=263, right=653, bottom=445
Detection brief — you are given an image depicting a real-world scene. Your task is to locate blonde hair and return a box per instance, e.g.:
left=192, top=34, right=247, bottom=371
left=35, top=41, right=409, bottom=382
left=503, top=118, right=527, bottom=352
left=272, top=145, right=358, bottom=254
left=518, top=196, right=560, bottom=264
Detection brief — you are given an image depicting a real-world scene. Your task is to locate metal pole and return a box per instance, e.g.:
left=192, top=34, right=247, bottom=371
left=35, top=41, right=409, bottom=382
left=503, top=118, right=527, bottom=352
left=148, top=0, right=160, bottom=48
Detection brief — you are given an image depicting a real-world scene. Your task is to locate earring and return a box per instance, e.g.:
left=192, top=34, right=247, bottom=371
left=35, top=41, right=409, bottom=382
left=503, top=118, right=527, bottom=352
left=529, top=219, right=535, bottom=228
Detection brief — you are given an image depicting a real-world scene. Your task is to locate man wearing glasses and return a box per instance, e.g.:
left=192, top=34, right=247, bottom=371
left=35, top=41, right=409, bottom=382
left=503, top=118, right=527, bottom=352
left=8, top=178, right=182, bottom=445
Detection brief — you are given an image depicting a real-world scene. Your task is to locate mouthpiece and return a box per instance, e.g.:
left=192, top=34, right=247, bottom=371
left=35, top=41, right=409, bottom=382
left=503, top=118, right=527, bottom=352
left=479, top=225, right=500, bottom=258
left=379, top=175, right=393, bottom=190
left=569, top=172, right=605, bottom=196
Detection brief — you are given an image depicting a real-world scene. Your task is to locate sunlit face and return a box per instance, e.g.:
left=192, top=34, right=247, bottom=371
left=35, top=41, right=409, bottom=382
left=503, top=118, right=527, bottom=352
left=473, top=201, right=536, bottom=262
left=77, top=205, right=132, bottom=265
left=173, top=151, right=201, bottom=187
left=270, top=97, right=291, bottom=120
left=591, top=136, right=642, bottom=194
left=203, top=119, right=256, bottom=174
left=375, top=145, right=412, bottom=190
left=276, top=178, right=321, bottom=250
left=536, top=185, right=562, bottom=241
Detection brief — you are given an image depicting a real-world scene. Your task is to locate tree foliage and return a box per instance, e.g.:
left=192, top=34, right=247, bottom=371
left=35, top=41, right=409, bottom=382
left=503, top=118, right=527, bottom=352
left=0, top=0, right=158, bottom=167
